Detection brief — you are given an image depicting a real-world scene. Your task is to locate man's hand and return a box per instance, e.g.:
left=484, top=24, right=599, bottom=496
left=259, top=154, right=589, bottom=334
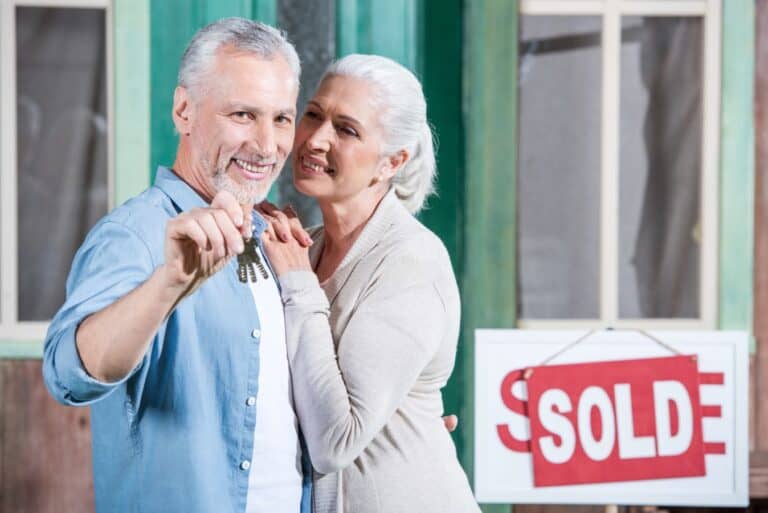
left=161, top=190, right=250, bottom=298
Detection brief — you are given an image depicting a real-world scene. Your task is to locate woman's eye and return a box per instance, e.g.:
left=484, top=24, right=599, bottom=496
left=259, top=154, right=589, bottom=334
left=305, top=110, right=321, bottom=120
left=339, top=126, right=358, bottom=137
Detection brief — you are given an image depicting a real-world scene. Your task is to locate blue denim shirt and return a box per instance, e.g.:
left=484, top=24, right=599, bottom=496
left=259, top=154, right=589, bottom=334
left=42, top=167, right=312, bottom=513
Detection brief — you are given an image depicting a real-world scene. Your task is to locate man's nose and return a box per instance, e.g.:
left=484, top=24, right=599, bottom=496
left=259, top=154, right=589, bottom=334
left=251, top=120, right=277, bottom=156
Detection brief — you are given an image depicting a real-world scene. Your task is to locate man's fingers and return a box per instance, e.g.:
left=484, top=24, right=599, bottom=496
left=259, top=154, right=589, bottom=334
left=196, top=212, right=226, bottom=260
left=169, top=216, right=209, bottom=253
left=211, top=209, right=245, bottom=255
left=211, top=190, right=243, bottom=228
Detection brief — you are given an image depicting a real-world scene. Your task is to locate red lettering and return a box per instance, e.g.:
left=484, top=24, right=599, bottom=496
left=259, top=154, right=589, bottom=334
left=497, top=369, right=531, bottom=452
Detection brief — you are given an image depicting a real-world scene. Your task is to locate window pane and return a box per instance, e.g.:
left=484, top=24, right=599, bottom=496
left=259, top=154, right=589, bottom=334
left=618, top=16, right=702, bottom=319
left=518, top=16, right=602, bottom=319
left=16, top=7, right=108, bottom=321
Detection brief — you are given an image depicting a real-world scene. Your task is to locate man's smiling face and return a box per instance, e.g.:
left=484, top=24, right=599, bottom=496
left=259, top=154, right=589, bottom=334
left=176, top=45, right=299, bottom=204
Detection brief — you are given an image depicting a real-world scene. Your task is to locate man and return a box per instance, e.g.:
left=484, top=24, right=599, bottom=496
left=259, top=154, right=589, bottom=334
left=43, top=18, right=313, bottom=513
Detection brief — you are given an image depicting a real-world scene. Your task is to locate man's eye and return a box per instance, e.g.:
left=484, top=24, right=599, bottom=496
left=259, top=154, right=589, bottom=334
left=276, top=115, right=293, bottom=125
left=305, top=110, right=320, bottom=120
left=232, top=111, right=252, bottom=121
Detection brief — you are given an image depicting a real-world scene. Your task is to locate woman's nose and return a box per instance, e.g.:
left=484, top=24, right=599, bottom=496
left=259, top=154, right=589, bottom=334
left=306, top=121, right=333, bottom=152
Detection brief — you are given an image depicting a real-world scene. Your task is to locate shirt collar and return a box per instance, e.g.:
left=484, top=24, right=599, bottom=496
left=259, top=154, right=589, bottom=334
left=153, top=166, right=269, bottom=238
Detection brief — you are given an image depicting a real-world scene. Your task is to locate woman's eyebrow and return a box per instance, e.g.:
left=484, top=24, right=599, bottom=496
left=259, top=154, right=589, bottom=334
left=306, top=100, right=363, bottom=126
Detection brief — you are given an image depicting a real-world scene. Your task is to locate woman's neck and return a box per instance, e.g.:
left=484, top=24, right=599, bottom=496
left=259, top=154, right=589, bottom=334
left=315, top=188, right=387, bottom=282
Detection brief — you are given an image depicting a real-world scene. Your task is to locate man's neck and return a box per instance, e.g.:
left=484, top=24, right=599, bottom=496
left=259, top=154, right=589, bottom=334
left=171, top=148, right=215, bottom=204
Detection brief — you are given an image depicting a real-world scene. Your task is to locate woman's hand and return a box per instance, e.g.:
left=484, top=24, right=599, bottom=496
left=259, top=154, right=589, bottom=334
left=258, top=202, right=313, bottom=277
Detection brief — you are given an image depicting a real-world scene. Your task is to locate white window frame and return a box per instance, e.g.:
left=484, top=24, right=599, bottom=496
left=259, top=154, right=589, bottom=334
left=0, top=0, right=114, bottom=341
left=517, top=0, right=721, bottom=331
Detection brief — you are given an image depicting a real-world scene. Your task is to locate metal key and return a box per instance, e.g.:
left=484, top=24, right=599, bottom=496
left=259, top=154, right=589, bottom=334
left=236, top=237, right=269, bottom=283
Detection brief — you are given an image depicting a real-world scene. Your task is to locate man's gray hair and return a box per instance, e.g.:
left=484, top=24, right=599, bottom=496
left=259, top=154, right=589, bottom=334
left=178, top=17, right=300, bottom=97
left=322, top=54, right=436, bottom=214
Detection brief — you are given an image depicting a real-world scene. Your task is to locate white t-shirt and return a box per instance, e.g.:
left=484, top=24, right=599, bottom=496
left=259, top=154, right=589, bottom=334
left=244, top=245, right=303, bottom=513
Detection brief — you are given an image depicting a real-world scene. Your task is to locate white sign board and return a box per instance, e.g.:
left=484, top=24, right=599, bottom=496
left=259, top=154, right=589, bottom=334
left=474, top=330, right=748, bottom=506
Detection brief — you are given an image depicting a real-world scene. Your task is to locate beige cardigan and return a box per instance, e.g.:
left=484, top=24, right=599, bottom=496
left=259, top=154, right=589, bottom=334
left=278, top=191, right=480, bottom=513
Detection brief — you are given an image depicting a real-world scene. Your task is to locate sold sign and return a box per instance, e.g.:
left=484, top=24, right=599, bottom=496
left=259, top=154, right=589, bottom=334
left=497, top=355, right=724, bottom=486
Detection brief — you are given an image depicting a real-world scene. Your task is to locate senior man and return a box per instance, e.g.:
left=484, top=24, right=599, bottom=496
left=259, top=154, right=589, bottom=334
left=43, top=18, right=315, bottom=513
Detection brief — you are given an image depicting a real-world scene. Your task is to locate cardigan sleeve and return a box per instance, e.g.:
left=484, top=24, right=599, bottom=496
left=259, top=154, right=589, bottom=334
left=278, top=252, right=448, bottom=474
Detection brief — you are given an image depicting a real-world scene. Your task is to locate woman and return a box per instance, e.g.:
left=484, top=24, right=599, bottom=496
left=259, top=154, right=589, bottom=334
left=261, top=54, right=479, bottom=513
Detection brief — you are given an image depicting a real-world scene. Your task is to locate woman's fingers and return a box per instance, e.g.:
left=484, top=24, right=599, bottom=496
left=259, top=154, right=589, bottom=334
left=284, top=205, right=313, bottom=247
left=257, top=201, right=312, bottom=245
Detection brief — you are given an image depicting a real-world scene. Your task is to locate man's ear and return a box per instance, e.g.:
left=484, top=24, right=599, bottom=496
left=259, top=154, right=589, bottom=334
left=172, top=86, right=194, bottom=135
left=379, top=149, right=409, bottom=182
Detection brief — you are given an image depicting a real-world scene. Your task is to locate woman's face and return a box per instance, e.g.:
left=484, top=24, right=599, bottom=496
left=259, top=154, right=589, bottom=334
left=292, top=75, right=395, bottom=206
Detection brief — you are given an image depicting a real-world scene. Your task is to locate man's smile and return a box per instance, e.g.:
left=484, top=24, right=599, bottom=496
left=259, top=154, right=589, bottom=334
left=231, top=157, right=275, bottom=180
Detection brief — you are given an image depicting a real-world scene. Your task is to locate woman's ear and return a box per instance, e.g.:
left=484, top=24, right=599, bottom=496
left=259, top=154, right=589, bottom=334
left=379, top=149, right=409, bottom=182
left=172, top=86, right=194, bottom=136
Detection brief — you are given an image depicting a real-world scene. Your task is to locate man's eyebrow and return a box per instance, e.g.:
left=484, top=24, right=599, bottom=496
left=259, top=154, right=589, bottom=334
left=224, top=102, right=260, bottom=113
left=224, top=103, right=296, bottom=117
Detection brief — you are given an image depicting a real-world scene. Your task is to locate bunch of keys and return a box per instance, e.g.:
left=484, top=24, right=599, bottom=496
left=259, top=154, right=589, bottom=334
left=237, top=237, right=269, bottom=283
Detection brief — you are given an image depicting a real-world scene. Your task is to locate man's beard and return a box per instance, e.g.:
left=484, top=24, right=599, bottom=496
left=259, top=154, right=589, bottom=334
left=212, top=164, right=276, bottom=205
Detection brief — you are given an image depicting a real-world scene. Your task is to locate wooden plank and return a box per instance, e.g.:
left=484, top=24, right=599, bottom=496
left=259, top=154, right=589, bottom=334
left=516, top=506, right=603, bottom=513
left=419, top=0, right=466, bottom=471
left=114, top=0, right=151, bottom=205
left=751, top=450, right=768, bottom=498
left=0, top=360, right=93, bottom=513
left=754, top=0, right=768, bottom=452
left=464, top=1, right=519, bottom=512
left=252, top=0, right=277, bottom=25
left=719, top=0, right=755, bottom=333
left=751, top=354, right=757, bottom=451
left=335, top=0, right=419, bottom=72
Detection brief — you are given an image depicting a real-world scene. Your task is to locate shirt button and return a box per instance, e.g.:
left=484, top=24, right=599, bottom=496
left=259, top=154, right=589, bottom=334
left=240, top=460, right=251, bottom=471
left=246, top=396, right=256, bottom=406
left=251, top=328, right=261, bottom=339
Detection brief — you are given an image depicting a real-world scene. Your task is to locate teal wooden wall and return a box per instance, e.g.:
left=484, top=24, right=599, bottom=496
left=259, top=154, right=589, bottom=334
left=419, top=0, right=466, bottom=469
left=719, top=0, right=755, bottom=340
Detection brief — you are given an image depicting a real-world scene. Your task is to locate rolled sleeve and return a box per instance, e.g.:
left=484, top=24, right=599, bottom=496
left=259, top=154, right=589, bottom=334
left=44, top=322, right=136, bottom=404
left=42, top=219, right=156, bottom=406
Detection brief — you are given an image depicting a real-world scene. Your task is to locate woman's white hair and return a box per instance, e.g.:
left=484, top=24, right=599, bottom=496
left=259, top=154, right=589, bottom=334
left=178, top=17, right=300, bottom=98
left=322, top=54, right=436, bottom=214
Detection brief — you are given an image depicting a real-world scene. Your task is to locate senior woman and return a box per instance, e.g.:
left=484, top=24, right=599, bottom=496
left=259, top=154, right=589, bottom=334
left=261, top=54, right=479, bottom=513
